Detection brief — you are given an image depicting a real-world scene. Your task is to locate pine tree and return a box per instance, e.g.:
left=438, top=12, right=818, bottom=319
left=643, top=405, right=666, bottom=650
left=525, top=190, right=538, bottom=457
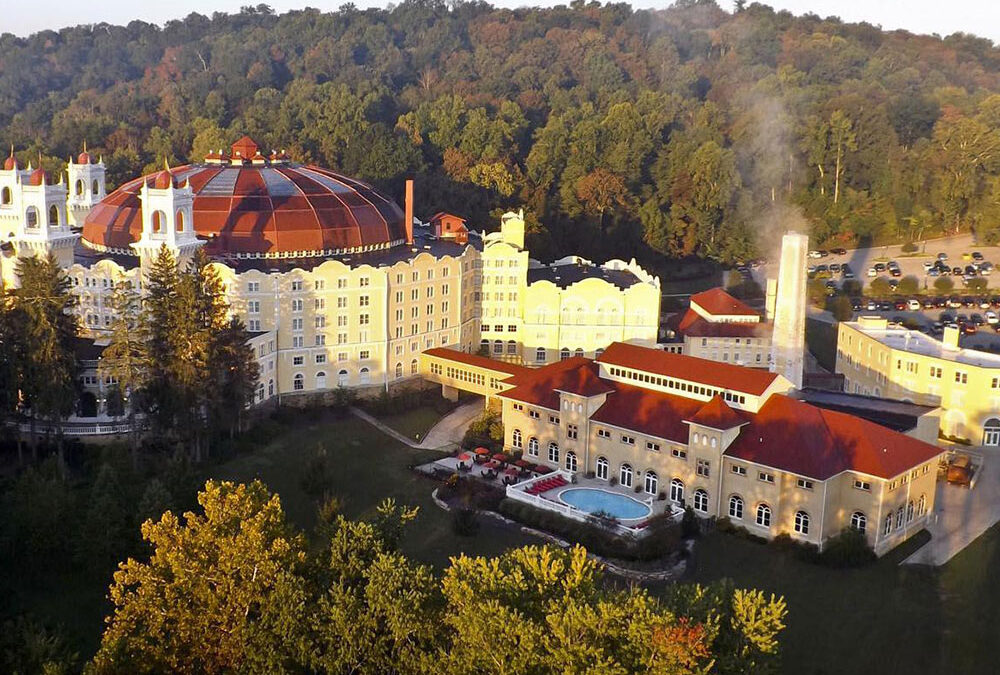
left=207, top=317, right=260, bottom=439
left=13, top=254, right=79, bottom=465
left=79, top=463, right=128, bottom=572
left=99, top=281, right=148, bottom=466
left=0, top=287, right=25, bottom=463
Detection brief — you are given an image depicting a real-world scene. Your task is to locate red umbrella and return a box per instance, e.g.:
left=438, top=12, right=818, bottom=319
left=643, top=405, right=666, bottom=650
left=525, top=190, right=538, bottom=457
left=485, top=460, right=502, bottom=469
left=514, top=459, right=532, bottom=468
left=474, top=447, right=491, bottom=455
left=492, top=453, right=508, bottom=462
left=535, top=465, right=553, bottom=474
left=456, top=452, right=471, bottom=461
left=504, top=466, right=520, bottom=475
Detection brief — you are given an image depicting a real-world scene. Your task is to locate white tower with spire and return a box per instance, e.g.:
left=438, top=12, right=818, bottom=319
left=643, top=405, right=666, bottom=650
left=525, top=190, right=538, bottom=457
left=131, top=163, right=203, bottom=268
left=769, top=231, right=808, bottom=389
left=67, top=143, right=106, bottom=227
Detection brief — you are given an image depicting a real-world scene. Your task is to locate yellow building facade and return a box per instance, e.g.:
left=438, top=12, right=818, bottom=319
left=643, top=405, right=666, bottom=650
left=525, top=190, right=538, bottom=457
left=837, top=317, right=1000, bottom=445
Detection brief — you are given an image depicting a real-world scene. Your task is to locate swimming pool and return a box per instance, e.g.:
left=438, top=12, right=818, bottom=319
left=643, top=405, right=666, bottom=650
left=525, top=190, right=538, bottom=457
left=559, top=488, right=651, bottom=520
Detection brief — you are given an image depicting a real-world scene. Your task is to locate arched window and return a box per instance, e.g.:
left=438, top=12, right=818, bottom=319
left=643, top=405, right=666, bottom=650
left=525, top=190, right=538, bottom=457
left=480, top=339, right=489, bottom=353
left=691, top=433, right=700, bottom=445
left=560, top=348, right=570, bottom=361
left=256, top=382, right=264, bottom=402
left=48, top=204, right=59, bottom=226
left=574, top=348, right=584, bottom=358
left=75, top=179, right=84, bottom=196
left=176, top=210, right=185, bottom=232
left=883, top=514, right=892, bottom=536
left=410, top=359, right=418, bottom=375
left=512, top=429, right=522, bottom=449
left=338, top=369, right=349, bottom=387
left=596, top=456, right=608, bottom=480
left=151, top=210, right=165, bottom=233
left=528, top=437, right=539, bottom=457
left=917, top=494, right=926, bottom=516
left=506, top=340, right=517, bottom=354
left=906, top=501, right=915, bottom=522
left=756, top=503, right=772, bottom=527
left=25, top=206, right=38, bottom=229
left=493, top=340, right=503, bottom=354
left=693, top=489, right=709, bottom=513
left=92, top=179, right=100, bottom=195
left=645, top=471, right=659, bottom=495
left=851, top=511, right=867, bottom=534
left=359, top=367, right=370, bottom=385
left=547, top=442, right=559, bottom=463
left=619, top=463, right=633, bottom=488
left=794, top=511, right=810, bottom=535
left=395, top=362, right=403, bottom=378
left=293, top=373, right=304, bottom=391
left=729, top=495, right=744, bottom=519
left=595, top=348, right=604, bottom=358
left=984, top=418, right=1000, bottom=446
left=895, top=507, right=904, bottom=530
left=268, top=379, right=274, bottom=397
left=565, top=451, right=577, bottom=472
left=669, top=477, right=684, bottom=503
left=710, top=437, right=717, bottom=448
left=535, top=347, right=546, bottom=362
left=1, top=186, right=11, bottom=205
left=316, top=371, right=327, bottom=389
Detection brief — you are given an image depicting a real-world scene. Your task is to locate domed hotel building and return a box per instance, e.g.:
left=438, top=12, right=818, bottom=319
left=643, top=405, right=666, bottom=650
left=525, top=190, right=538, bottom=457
left=0, top=137, right=660, bottom=415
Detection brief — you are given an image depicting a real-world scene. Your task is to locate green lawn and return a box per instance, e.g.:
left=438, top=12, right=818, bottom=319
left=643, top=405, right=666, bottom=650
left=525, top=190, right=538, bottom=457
left=373, top=405, right=445, bottom=443
left=650, top=526, right=1000, bottom=675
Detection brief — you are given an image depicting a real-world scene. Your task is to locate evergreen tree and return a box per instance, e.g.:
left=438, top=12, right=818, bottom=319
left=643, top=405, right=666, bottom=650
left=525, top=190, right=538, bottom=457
left=207, top=317, right=259, bottom=439
left=0, top=287, right=25, bottom=463
left=13, top=254, right=79, bottom=464
left=99, top=281, right=148, bottom=466
left=78, top=463, right=128, bottom=572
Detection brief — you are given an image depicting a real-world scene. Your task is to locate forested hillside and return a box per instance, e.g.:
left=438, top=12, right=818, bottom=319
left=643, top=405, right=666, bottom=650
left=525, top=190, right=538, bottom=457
left=2, top=0, right=1000, bottom=263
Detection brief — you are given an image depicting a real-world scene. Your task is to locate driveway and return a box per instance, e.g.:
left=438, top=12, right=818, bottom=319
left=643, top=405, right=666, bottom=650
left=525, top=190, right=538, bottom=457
left=418, top=400, right=483, bottom=450
left=903, top=447, right=1000, bottom=566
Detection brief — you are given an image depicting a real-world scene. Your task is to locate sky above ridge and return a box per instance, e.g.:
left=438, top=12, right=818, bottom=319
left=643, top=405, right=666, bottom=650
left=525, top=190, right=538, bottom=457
left=4, top=0, right=998, bottom=44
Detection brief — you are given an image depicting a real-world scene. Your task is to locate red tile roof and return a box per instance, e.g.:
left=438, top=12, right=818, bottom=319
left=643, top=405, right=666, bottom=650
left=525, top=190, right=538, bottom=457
left=725, top=394, right=943, bottom=480
left=671, top=310, right=772, bottom=339
left=690, top=288, right=760, bottom=317
left=596, top=342, right=782, bottom=396
left=500, top=358, right=612, bottom=410
left=422, top=348, right=527, bottom=378
left=590, top=382, right=704, bottom=443
left=689, top=395, right=746, bottom=430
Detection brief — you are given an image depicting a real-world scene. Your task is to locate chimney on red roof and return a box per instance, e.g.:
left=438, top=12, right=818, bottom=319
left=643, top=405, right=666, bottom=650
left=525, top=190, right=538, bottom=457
left=404, top=179, right=414, bottom=245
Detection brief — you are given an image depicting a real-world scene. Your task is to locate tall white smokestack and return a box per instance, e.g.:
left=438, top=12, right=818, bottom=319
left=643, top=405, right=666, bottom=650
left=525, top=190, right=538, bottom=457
left=770, top=231, right=808, bottom=389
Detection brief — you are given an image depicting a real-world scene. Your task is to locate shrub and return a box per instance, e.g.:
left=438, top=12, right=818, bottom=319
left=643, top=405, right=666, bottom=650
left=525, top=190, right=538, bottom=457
left=451, top=508, right=480, bottom=537
left=869, top=277, right=891, bottom=297
left=681, top=506, right=700, bottom=539
left=830, top=295, right=854, bottom=322
left=462, top=410, right=504, bottom=452
left=934, top=276, right=954, bottom=293
left=819, top=528, right=876, bottom=568
left=901, top=241, right=918, bottom=253
left=896, top=275, right=920, bottom=295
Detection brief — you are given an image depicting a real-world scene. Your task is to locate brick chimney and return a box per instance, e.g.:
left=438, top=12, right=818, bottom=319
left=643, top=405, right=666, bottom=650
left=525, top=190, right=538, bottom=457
left=404, top=179, right=414, bottom=245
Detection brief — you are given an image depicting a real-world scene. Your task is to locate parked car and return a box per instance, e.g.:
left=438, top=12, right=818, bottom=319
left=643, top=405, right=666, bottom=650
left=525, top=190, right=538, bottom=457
left=986, top=311, right=999, bottom=325
left=809, top=250, right=823, bottom=259
left=981, top=262, right=993, bottom=275
left=973, top=251, right=985, bottom=261
left=867, top=300, right=878, bottom=311
left=890, top=267, right=902, bottom=277
left=831, top=247, right=847, bottom=255
left=843, top=266, right=855, bottom=279
left=894, top=299, right=907, bottom=311
left=937, top=252, right=948, bottom=261
left=830, top=263, right=841, bottom=273
left=851, top=298, right=863, bottom=311
left=971, top=313, right=985, bottom=326
left=868, top=267, right=878, bottom=278
left=928, top=267, right=940, bottom=277
left=964, top=323, right=978, bottom=334
left=923, top=297, right=936, bottom=309
left=906, top=299, right=921, bottom=311
left=953, top=267, right=963, bottom=276
left=948, top=297, right=963, bottom=308
left=966, top=265, right=978, bottom=276
left=874, top=262, right=887, bottom=272
left=923, top=261, right=934, bottom=271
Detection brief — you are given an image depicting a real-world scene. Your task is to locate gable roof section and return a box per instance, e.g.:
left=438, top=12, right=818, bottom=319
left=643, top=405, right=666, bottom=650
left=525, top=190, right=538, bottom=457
left=596, top=342, right=780, bottom=396
left=590, top=382, right=704, bottom=443
left=674, top=310, right=772, bottom=338
left=724, top=394, right=943, bottom=480
left=689, top=395, right=746, bottom=430
left=499, top=358, right=611, bottom=410
left=690, top=288, right=759, bottom=317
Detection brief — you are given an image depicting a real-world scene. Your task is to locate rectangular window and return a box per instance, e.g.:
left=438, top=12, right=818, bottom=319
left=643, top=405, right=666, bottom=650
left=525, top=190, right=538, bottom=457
left=731, top=464, right=747, bottom=476
left=758, top=471, right=774, bottom=484
left=854, top=479, right=871, bottom=491
left=670, top=447, right=685, bottom=458
left=315, top=335, right=326, bottom=346
left=621, top=435, right=635, bottom=445
left=529, top=410, right=540, bottom=419
left=315, top=298, right=325, bottom=310
left=359, top=314, right=369, bottom=325
left=292, top=356, right=304, bottom=366
left=247, top=281, right=260, bottom=293
left=567, top=424, right=578, bottom=440
left=291, top=318, right=303, bottom=331
left=597, top=428, right=611, bottom=439
left=291, top=280, right=303, bottom=292
left=359, top=277, right=370, bottom=287
left=797, top=478, right=814, bottom=490
left=315, top=354, right=326, bottom=364
left=292, top=336, right=304, bottom=348
left=359, top=295, right=369, bottom=307
left=955, top=371, right=968, bottom=384
left=359, top=350, right=370, bottom=359
left=697, top=459, right=710, bottom=477
left=248, top=300, right=260, bottom=314
left=314, top=279, right=325, bottom=291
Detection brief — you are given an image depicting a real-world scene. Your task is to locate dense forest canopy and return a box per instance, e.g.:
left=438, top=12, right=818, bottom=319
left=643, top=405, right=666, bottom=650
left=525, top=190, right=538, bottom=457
left=2, top=0, right=1000, bottom=264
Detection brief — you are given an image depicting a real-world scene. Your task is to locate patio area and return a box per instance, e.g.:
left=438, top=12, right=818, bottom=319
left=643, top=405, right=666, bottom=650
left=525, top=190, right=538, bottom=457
left=418, top=449, right=683, bottom=536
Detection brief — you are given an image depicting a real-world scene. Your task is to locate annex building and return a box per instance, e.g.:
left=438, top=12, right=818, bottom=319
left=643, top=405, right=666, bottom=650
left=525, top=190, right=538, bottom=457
left=422, top=341, right=944, bottom=556
left=0, top=138, right=660, bottom=420
left=837, top=316, right=1000, bottom=446
left=663, top=287, right=773, bottom=367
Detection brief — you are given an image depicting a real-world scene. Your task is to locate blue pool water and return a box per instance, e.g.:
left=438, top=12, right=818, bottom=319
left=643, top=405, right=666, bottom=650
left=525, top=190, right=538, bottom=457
left=559, top=488, right=651, bottom=520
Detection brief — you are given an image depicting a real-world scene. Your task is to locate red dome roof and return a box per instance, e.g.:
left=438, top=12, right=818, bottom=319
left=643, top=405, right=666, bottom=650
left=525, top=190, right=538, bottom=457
left=152, top=168, right=177, bottom=189
left=77, top=151, right=93, bottom=164
left=28, top=168, right=47, bottom=186
left=3, top=154, right=16, bottom=171
left=81, top=162, right=406, bottom=256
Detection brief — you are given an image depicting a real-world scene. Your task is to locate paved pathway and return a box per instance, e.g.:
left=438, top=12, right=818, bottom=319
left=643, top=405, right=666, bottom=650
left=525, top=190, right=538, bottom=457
left=350, top=400, right=483, bottom=451
left=903, top=446, right=1000, bottom=566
